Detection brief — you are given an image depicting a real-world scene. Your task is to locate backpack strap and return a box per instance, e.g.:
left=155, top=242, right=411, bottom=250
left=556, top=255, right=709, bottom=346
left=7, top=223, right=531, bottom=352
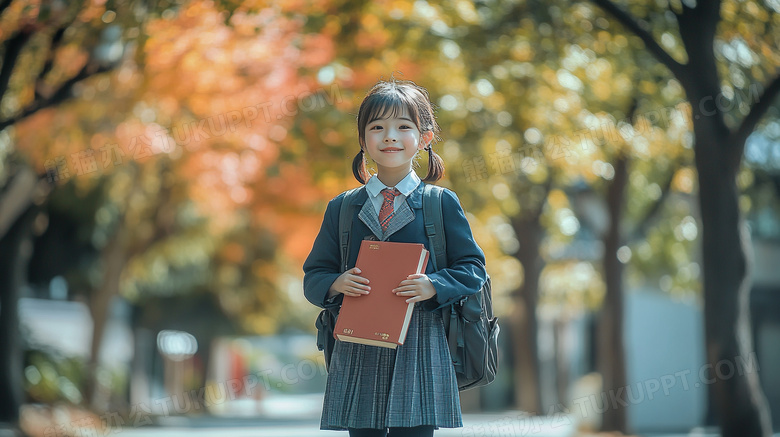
left=422, top=184, right=462, bottom=369
left=319, top=186, right=361, bottom=371
left=338, top=187, right=362, bottom=273
left=422, top=184, right=447, bottom=271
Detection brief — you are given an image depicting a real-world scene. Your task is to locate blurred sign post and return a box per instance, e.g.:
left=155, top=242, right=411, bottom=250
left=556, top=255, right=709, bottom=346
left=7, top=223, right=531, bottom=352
left=156, top=330, right=198, bottom=409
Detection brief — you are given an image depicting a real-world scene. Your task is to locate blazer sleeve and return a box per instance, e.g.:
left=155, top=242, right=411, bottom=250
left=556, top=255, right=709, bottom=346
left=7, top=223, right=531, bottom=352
left=425, top=188, right=488, bottom=311
left=302, top=194, right=345, bottom=310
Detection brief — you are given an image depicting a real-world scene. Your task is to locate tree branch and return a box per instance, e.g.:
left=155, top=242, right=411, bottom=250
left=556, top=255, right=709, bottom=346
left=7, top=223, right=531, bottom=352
left=588, top=0, right=687, bottom=82
left=0, top=164, right=38, bottom=238
left=627, top=168, right=676, bottom=244
left=0, top=61, right=114, bottom=131
left=35, top=25, right=70, bottom=101
left=0, top=0, right=13, bottom=17
left=732, top=72, right=780, bottom=153
left=0, top=26, right=33, bottom=104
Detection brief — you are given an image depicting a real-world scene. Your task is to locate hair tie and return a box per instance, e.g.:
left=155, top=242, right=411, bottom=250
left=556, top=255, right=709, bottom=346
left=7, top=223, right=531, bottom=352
left=425, top=145, right=432, bottom=151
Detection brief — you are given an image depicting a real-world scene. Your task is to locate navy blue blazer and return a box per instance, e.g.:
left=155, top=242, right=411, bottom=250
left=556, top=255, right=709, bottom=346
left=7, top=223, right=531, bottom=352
left=303, top=181, right=487, bottom=314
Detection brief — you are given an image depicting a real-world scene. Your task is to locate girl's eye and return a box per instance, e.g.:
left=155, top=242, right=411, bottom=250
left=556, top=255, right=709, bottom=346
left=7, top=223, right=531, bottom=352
left=369, top=125, right=382, bottom=130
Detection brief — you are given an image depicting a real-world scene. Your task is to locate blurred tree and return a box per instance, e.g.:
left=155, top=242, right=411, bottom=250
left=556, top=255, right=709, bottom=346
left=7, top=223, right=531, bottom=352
left=585, top=0, right=779, bottom=435
left=0, top=0, right=136, bottom=427
left=544, top=8, right=699, bottom=419
left=448, top=4, right=691, bottom=418
left=4, top=0, right=338, bottom=418
left=574, top=99, right=686, bottom=431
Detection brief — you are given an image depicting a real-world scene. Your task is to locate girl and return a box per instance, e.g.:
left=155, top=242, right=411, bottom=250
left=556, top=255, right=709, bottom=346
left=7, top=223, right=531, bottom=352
left=303, top=78, right=487, bottom=437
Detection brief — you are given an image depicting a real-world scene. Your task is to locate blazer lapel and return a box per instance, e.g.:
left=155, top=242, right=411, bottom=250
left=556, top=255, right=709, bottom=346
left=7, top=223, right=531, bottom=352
left=382, top=201, right=414, bottom=240
left=358, top=200, right=384, bottom=241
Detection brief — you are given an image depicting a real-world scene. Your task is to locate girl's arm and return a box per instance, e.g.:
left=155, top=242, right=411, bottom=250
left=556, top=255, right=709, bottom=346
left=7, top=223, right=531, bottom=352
left=303, top=194, right=344, bottom=309
left=425, top=188, right=488, bottom=311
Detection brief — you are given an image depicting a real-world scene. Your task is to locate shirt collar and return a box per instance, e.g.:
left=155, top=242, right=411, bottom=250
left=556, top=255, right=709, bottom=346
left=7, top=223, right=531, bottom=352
left=366, top=171, right=421, bottom=198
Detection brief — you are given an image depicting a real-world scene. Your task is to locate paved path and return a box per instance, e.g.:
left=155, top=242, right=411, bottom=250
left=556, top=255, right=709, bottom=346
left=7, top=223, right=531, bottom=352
left=117, top=412, right=578, bottom=437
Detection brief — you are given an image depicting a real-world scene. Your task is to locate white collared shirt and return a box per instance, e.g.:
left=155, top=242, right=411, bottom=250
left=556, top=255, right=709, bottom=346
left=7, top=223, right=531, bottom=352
left=365, top=171, right=421, bottom=216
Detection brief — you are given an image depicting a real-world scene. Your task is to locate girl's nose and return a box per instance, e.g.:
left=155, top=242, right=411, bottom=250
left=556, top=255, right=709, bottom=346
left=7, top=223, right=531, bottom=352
left=384, top=136, right=397, bottom=143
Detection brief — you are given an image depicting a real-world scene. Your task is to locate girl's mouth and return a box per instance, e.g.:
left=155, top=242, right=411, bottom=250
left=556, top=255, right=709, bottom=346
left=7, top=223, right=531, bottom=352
left=382, top=148, right=403, bottom=152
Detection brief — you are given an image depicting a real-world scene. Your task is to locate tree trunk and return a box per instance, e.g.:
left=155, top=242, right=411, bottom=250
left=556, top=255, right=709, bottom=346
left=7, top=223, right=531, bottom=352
left=85, top=225, right=128, bottom=411
left=598, top=153, right=629, bottom=432
left=693, top=120, right=772, bottom=437
left=679, top=6, right=773, bottom=433
left=0, top=203, right=39, bottom=424
left=0, top=164, right=45, bottom=430
left=511, top=214, right=544, bottom=413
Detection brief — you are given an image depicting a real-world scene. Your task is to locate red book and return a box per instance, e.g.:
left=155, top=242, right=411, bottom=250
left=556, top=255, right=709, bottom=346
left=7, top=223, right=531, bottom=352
left=333, top=240, right=429, bottom=348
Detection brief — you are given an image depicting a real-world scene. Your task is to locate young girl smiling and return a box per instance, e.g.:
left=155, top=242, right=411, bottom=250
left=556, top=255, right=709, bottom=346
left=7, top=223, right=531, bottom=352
left=303, top=78, right=488, bottom=437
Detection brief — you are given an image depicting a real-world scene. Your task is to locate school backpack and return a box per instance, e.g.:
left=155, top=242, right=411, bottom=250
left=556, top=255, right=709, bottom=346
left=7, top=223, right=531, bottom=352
left=421, top=184, right=500, bottom=391
left=315, top=184, right=500, bottom=391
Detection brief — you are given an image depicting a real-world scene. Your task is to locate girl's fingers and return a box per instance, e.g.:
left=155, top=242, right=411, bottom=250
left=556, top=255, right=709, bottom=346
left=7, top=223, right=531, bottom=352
left=397, top=278, right=422, bottom=287
left=350, top=281, right=370, bottom=291
left=344, top=287, right=365, bottom=297
left=349, top=284, right=370, bottom=294
left=349, top=274, right=370, bottom=285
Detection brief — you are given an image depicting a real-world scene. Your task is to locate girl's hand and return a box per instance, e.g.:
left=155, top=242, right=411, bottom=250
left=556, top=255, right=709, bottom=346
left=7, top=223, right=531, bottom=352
left=393, top=274, right=437, bottom=303
left=329, top=267, right=370, bottom=298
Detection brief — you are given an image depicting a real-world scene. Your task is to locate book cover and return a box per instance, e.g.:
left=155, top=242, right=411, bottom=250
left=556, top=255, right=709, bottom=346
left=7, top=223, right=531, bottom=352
left=333, top=240, right=429, bottom=348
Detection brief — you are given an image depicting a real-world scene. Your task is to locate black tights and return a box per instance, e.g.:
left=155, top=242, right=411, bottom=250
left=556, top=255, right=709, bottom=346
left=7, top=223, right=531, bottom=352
left=348, top=425, right=435, bottom=437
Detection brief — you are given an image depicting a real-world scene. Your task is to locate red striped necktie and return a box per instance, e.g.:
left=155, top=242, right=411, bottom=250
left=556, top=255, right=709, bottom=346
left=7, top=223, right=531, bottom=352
left=379, top=187, right=401, bottom=232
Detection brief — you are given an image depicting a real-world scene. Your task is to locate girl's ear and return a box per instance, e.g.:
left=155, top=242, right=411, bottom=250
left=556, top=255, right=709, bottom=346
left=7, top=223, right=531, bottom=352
left=420, top=131, right=434, bottom=149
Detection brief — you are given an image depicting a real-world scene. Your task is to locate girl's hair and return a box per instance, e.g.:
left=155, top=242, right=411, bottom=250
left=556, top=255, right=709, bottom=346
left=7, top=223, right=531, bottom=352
left=352, top=78, right=445, bottom=184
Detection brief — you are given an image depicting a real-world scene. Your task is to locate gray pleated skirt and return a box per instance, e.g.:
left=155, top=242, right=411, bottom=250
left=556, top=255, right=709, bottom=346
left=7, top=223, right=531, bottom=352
left=320, top=302, right=462, bottom=430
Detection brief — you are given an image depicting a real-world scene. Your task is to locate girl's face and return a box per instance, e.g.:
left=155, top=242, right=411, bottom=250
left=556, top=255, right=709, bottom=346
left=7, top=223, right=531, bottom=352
left=362, top=107, right=433, bottom=174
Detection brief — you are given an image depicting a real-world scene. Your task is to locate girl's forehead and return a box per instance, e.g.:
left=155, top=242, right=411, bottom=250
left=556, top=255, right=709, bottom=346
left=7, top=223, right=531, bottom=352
left=368, top=105, right=412, bottom=123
